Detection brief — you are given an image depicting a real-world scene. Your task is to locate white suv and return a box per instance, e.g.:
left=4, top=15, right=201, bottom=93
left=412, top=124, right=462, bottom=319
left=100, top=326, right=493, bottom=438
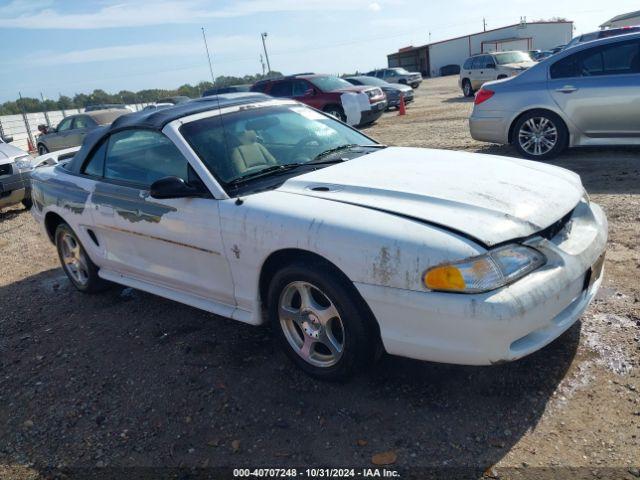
left=0, top=135, right=33, bottom=209
left=459, top=51, right=536, bottom=97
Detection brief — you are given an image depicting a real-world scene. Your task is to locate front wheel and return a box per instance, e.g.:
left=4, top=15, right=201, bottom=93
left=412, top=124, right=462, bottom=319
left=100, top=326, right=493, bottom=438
left=55, top=223, right=110, bottom=293
left=268, top=261, right=377, bottom=380
left=37, top=144, right=49, bottom=155
left=512, top=110, right=568, bottom=160
left=323, top=105, right=346, bottom=122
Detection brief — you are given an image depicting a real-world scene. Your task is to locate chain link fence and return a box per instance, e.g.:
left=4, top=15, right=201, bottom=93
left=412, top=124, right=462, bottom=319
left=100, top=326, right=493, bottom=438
left=0, top=104, right=149, bottom=153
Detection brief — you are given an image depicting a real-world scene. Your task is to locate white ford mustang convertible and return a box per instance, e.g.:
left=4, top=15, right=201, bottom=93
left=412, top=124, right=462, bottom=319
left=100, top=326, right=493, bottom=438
left=30, top=93, right=607, bottom=379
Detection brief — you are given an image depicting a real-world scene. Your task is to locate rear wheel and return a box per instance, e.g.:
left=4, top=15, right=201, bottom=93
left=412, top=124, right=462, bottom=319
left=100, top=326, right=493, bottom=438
left=462, top=79, right=474, bottom=97
left=513, top=110, right=568, bottom=160
left=37, top=144, right=49, bottom=155
left=21, top=197, right=32, bottom=210
left=323, top=105, right=346, bottom=122
left=268, top=261, right=377, bottom=380
left=55, top=223, right=110, bottom=293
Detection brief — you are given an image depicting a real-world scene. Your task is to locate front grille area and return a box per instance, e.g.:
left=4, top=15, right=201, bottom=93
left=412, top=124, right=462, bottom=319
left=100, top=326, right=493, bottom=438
left=0, top=163, right=13, bottom=177
left=539, top=209, right=574, bottom=240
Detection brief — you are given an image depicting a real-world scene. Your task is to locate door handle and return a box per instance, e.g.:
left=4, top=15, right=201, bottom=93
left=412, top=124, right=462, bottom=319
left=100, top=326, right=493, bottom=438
left=556, top=85, right=578, bottom=93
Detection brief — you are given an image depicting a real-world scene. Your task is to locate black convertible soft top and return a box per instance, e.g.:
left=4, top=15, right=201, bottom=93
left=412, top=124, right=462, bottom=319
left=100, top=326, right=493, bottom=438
left=66, top=93, right=271, bottom=174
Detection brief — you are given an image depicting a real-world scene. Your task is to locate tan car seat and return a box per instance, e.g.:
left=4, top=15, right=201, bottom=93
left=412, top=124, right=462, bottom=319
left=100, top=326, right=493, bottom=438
left=230, top=130, right=277, bottom=175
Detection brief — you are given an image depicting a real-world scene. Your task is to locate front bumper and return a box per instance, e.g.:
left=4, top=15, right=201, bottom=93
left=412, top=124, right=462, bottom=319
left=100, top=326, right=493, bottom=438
left=469, top=109, right=511, bottom=144
left=356, top=200, right=608, bottom=365
left=359, top=101, right=387, bottom=125
left=0, top=172, right=29, bottom=208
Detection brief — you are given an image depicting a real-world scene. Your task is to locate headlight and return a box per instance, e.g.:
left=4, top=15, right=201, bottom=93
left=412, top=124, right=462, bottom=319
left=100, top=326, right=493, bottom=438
left=14, top=155, right=33, bottom=171
left=423, top=244, right=546, bottom=293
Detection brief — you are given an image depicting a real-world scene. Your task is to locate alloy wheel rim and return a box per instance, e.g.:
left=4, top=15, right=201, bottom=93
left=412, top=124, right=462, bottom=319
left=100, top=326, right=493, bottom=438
left=278, top=281, right=345, bottom=368
left=518, top=117, right=558, bottom=156
left=60, top=232, right=89, bottom=286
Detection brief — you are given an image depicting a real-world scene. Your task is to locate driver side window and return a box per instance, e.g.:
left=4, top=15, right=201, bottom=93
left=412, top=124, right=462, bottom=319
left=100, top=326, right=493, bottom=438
left=103, top=130, right=189, bottom=187
left=57, top=117, right=74, bottom=132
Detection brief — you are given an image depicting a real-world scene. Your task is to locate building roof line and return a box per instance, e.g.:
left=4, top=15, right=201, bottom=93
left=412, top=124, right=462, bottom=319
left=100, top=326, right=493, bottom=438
left=387, top=20, right=573, bottom=56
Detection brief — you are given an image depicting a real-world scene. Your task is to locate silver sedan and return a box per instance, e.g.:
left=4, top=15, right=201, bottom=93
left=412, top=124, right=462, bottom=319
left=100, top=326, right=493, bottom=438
left=469, top=32, right=640, bottom=159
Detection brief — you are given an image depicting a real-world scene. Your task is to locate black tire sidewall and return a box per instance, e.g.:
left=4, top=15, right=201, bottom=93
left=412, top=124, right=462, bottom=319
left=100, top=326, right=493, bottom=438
left=513, top=110, right=568, bottom=160
left=324, top=106, right=346, bottom=122
left=54, top=223, right=108, bottom=293
left=38, top=144, right=48, bottom=155
left=463, top=80, right=473, bottom=97
left=267, top=262, right=375, bottom=381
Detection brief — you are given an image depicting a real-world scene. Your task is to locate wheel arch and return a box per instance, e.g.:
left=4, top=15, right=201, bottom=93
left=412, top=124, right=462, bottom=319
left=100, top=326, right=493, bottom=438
left=257, top=248, right=382, bottom=340
left=44, top=211, right=67, bottom=243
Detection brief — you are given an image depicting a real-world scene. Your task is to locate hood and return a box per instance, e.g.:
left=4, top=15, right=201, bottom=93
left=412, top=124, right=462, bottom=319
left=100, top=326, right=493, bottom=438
left=277, top=147, right=583, bottom=247
left=0, top=142, right=29, bottom=162
left=383, top=84, right=412, bottom=94
left=334, top=85, right=372, bottom=93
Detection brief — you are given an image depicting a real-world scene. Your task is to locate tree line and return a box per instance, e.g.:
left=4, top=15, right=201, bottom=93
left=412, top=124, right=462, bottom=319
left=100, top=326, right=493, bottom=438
left=0, top=72, right=282, bottom=115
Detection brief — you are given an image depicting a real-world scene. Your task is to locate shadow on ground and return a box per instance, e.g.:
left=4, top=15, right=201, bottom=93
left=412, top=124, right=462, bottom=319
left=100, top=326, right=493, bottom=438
left=1, top=268, right=580, bottom=472
left=472, top=145, right=640, bottom=195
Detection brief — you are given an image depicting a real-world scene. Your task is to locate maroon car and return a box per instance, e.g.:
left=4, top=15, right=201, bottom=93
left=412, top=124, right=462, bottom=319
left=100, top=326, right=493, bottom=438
left=251, top=74, right=387, bottom=126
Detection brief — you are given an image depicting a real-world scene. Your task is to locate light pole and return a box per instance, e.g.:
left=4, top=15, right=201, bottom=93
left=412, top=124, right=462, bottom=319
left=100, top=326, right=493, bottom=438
left=202, top=26, right=215, bottom=84
left=261, top=32, right=272, bottom=75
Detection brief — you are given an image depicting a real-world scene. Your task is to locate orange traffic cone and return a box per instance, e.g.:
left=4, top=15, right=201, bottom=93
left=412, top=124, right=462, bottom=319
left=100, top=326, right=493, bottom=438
left=27, top=137, right=35, bottom=153
left=398, top=93, right=407, bottom=116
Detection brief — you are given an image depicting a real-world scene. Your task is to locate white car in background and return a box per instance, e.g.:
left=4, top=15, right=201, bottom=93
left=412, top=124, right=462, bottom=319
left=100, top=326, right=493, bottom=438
left=0, top=135, right=33, bottom=209
left=30, top=93, right=607, bottom=380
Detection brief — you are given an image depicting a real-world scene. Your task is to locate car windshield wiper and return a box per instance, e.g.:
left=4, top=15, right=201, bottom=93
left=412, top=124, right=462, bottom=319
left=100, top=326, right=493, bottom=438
left=227, top=163, right=307, bottom=186
left=310, top=144, right=386, bottom=163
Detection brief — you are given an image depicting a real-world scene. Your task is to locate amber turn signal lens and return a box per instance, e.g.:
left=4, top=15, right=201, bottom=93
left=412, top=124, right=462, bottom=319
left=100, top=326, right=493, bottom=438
left=424, top=265, right=466, bottom=291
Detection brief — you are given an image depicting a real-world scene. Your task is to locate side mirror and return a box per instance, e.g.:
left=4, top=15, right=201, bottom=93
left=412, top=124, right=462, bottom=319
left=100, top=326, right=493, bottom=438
left=149, top=176, right=206, bottom=199
left=1, top=135, right=13, bottom=143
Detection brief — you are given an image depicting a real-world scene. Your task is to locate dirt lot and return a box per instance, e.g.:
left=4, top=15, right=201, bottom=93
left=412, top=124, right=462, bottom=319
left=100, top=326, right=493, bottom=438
left=1, top=75, right=639, bottom=478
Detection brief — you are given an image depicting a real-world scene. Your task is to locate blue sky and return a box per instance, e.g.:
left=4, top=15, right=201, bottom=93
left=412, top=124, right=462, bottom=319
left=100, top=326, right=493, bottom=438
left=0, top=0, right=637, bottom=102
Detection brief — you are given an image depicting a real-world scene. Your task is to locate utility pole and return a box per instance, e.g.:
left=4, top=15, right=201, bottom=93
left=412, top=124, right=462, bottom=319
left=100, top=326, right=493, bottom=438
left=483, top=17, right=487, bottom=32
left=261, top=32, right=272, bottom=75
left=259, top=54, right=266, bottom=76
left=201, top=26, right=215, bottom=84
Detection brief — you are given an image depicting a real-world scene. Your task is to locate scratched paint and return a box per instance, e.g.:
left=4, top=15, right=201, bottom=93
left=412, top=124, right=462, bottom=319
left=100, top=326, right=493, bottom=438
left=92, top=182, right=176, bottom=223
left=31, top=177, right=90, bottom=215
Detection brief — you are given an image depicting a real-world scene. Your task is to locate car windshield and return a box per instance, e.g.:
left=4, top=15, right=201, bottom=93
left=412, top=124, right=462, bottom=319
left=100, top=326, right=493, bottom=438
left=180, top=104, right=378, bottom=188
left=308, top=76, right=354, bottom=91
left=351, top=76, right=387, bottom=86
left=494, top=52, right=532, bottom=64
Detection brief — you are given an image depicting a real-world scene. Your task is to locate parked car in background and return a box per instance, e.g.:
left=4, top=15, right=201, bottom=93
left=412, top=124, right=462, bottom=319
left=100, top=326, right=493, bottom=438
left=85, top=103, right=133, bottom=112
left=36, top=109, right=128, bottom=155
left=564, top=25, right=640, bottom=49
left=251, top=74, right=387, bottom=126
left=202, top=84, right=251, bottom=96
left=30, top=93, right=607, bottom=380
left=469, top=33, right=640, bottom=159
left=366, top=68, right=422, bottom=88
left=344, top=75, right=413, bottom=110
left=0, top=135, right=33, bottom=209
left=459, top=51, right=536, bottom=97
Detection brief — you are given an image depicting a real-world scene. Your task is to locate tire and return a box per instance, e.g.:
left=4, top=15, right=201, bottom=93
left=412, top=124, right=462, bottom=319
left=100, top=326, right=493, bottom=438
left=268, top=261, right=378, bottom=381
left=37, top=144, right=49, bottom=155
left=323, top=105, right=346, bottom=122
left=462, top=79, right=474, bottom=97
left=55, top=223, right=110, bottom=293
left=21, top=197, right=32, bottom=210
left=512, top=110, right=568, bottom=160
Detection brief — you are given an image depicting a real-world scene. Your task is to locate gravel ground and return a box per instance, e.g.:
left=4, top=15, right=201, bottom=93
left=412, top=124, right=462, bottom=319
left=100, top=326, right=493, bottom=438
left=1, top=76, right=639, bottom=479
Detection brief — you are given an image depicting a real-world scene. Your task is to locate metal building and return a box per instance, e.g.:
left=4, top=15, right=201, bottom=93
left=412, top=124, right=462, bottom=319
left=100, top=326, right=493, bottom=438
left=387, top=20, right=574, bottom=77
